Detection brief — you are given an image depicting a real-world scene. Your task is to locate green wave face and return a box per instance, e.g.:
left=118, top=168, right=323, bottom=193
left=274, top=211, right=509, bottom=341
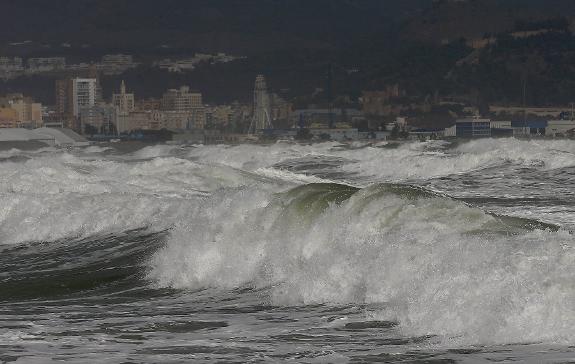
left=272, top=183, right=558, bottom=236
left=275, top=183, right=360, bottom=222
left=0, top=230, right=167, bottom=302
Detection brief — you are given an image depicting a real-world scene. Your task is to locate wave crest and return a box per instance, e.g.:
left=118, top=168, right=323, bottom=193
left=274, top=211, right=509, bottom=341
left=148, top=183, right=574, bottom=345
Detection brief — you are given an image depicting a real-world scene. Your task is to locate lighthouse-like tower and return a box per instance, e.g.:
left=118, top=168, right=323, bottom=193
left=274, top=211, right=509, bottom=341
left=248, top=75, right=272, bottom=134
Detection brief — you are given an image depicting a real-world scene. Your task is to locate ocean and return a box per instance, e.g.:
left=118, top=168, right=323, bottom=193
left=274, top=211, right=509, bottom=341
left=0, top=139, right=574, bottom=363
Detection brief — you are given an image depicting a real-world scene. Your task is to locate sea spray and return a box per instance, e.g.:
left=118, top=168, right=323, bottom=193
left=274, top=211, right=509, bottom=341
left=1, top=140, right=575, bottom=361
left=148, top=183, right=575, bottom=345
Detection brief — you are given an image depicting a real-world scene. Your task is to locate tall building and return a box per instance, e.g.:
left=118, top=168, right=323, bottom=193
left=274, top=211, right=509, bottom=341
left=87, top=65, right=103, bottom=103
left=72, top=78, right=97, bottom=118
left=113, top=81, right=135, bottom=114
left=248, top=75, right=273, bottom=134
left=160, top=86, right=205, bottom=130
left=55, top=78, right=97, bottom=131
left=55, top=79, right=74, bottom=128
left=161, top=86, right=203, bottom=111
left=112, top=81, right=134, bottom=135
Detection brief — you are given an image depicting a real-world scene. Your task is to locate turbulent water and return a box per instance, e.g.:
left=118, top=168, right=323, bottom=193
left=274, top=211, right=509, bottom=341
left=1, top=139, right=574, bottom=363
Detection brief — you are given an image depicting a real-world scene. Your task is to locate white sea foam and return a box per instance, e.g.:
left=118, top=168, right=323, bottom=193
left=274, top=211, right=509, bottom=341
left=0, top=150, right=288, bottom=245
left=179, top=138, right=575, bottom=184
left=148, top=184, right=575, bottom=346
left=130, top=144, right=182, bottom=159
left=2, top=139, right=575, bottom=346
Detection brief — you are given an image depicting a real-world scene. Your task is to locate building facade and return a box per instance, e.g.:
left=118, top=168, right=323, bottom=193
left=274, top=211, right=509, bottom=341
left=136, top=98, right=161, bottom=111
left=0, top=94, right=42, bottom=128
left=55, top=79, right=74, bottom=129
left=159, top=86, right=205, bottom=130
left=120, top=110, right=205, bottom=134
left=361, top=85, right=406, bottom=116
left=27, top=57, right=66, bottom=73
left=55, top=78, right=98, bottom=131
left=0, top=57, right=24, bottom=79
left=0, top=107, right=18, bottom=128
left=546, top=120, right=574, bottom=137
left=455, top=118, right=491, bottom=138
left=100, top=54, right=136, bottom=75
left=72, top=78, right=98, bottom=117
left=161, top=86, right=203, bottom=111
left=80, top=104, right=118, bottom=134
left=112, top=81, right=135, bottom=114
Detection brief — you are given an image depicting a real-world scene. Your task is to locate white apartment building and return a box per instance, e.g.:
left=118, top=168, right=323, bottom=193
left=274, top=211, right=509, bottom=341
left=72, top=78, right=97, bottom=117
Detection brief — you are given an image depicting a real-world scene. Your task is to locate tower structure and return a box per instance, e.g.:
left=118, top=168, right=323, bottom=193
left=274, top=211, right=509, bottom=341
left=112, top=80, right=135, bottom=134
left=113, top=80, right=135, bottom=115
left=248, top=75, right=272, bottom=134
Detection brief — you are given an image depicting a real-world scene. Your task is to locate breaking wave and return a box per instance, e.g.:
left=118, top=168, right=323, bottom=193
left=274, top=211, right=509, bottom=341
left=185, top=138, right=575, bottom=182
left=148, top=182, right=574, bottom=346
left=0, top=150, right=287, bottom=245
left=2, top=139, right=575, bottom=347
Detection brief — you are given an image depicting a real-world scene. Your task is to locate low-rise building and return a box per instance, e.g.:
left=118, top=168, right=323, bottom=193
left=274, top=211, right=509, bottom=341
left=490, top=106, right=567, bottom=119
left=511, top=121, right=547, bottom=136
left=490, top=120, right=512, bottom=129
left=546, top=120, right=575, bottom=137
left=455, top=118, right=491, bottom=138
left=0, top=107, right=19, bottom=128
left=0, top=57, right=24, bottom=79
left=27, top=57, right=66, bottom=73
left=79, top=104, right=118, bottom=134
left=490, top=120, right=513, bottom=137
left=291, top=109, right=362, bottom=128
left=409, top=128, right=445, bottom=140
left=309, top=128, right=359, bottom=141
left=120, top=110, right=205, bottom=134
left=444, top=125, right=457, bottom=137
left=0, top=94, right=43, bottom=128
left=100, top=54, right=136, bottom=75
left=361, top=86, right=405, bottom=116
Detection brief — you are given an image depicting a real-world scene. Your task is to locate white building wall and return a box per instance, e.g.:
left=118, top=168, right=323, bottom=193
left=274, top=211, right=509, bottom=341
left=491, top=121, right=512, bottom=129
left=546, top=120, right=575, bottom=137
left=72, top=78, right=97, bottom=117
left=444, top=125, right=456, bottom=137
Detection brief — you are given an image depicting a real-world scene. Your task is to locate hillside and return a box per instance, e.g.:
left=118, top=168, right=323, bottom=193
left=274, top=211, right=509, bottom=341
left=3, top=0, right=575, bottom=109
left=402, top=0, right=575, bottom=44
